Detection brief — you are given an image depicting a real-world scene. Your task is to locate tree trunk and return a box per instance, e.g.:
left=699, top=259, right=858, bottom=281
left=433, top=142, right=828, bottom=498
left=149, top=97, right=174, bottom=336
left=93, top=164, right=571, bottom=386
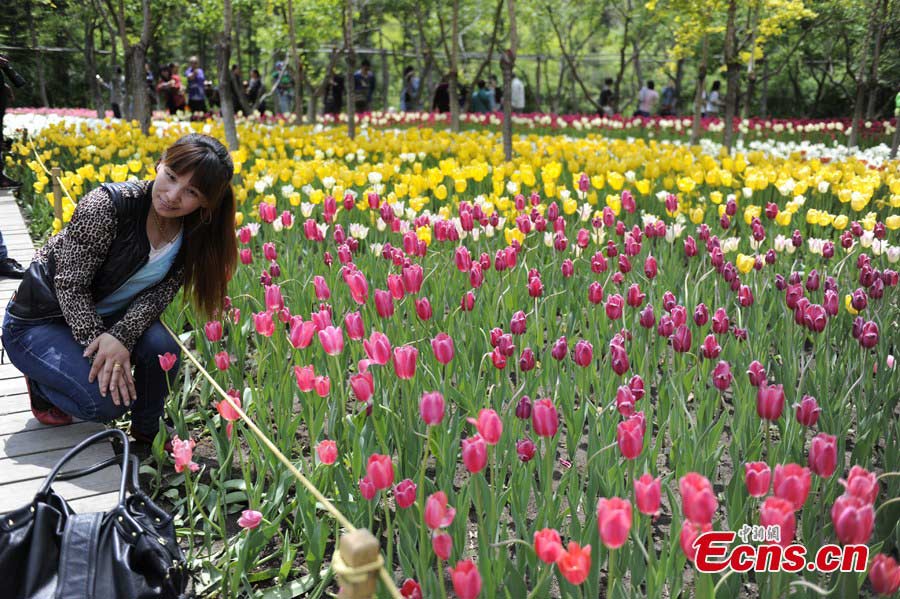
left=865, top=0, right=887, bottom=119
left=26, top=0, right=49, bottom=107
left=614, top=14, right=630, bottom=114
left=233, top=6, right=242, bottom=74
left=849, top=0, right=878, bottom=147
left=722, top=0, right=739, bottom=150
left=219, top=0, right=238, bottom=150
left=535, top=55, right=541, bottom=111
left=84, top=20, right=104, bottom=118
left=344, top=0, right=356, bottom=140
left=126, top=0, right=152, bottom=134
left=501, top=0, right=517, bottom=162
left=286, top=0, right=303, bottom=120
left=381, top=47, right=389, bottom=111
left=760, top=58, right=768, bottom=118
left=690, top=34, right=708, bottom=145
left=673, top=57, right=684, bottom=115
left=449, top=0, right=460, bottom=132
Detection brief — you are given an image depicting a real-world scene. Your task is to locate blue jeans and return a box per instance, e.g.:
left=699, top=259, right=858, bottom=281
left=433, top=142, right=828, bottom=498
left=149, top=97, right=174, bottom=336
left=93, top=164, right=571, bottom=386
left=0, top=229, right=7, bottom=260
left=1, top=310, right=180, bottom=436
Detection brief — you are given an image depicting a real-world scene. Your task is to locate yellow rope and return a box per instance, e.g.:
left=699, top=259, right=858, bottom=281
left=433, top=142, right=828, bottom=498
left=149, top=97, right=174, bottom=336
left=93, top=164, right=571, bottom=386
left=162, top=323, right=403, bottom=599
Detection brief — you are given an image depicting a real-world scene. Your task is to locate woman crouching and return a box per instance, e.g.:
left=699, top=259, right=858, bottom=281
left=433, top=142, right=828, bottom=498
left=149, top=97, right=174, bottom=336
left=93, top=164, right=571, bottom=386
left=2, top=133, right=236, bottom=447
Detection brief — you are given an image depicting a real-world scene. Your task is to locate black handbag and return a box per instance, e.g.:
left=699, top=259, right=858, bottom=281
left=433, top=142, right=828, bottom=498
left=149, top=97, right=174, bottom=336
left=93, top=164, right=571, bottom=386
left=0, top=429, right=189, bottom=598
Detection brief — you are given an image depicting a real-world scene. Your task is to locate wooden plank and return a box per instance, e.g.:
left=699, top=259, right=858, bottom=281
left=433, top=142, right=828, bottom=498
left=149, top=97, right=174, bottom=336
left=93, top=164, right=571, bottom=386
left=0, top=421, right=107, bottom=459
left=0, top=443, right=113, bottom=484
left=68, top=491, right=121, bottom=513
left=0, top=468, right=122, bottom=513
left=0, top=392, right=29, bottom=416
left=0, top=410, right=88, bottom=436
left=0, top=377, right=27, bottom=397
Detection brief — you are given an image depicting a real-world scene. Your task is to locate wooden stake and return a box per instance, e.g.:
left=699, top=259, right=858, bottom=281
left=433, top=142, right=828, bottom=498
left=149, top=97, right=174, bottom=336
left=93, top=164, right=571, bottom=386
left=336, top=528, right=381, bottom=599
left=51, top=166, right=62, bottom=223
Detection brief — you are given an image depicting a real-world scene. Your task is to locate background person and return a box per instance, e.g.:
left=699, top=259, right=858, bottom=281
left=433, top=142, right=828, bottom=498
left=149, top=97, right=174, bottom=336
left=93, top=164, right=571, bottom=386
left=185, top=56, right=207, bottom=114
left=2, top=134, right=237, bottom=445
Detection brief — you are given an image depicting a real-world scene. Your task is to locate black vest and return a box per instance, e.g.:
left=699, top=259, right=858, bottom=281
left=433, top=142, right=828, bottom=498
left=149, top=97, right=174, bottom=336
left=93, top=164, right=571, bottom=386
left=8, top=181, right=185, bottom=321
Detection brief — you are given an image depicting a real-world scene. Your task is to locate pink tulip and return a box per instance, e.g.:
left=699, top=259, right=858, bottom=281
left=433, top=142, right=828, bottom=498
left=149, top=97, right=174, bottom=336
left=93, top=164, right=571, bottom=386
left=432, top=532, right=452, bottom=560
left=402, top=263, right=424, bottom=294
left=344, top=269, right=369, bottom=304
left=294, top=365, right=315, bottom=392
left=238, top=509, right=263, bottom=530
left=420, top=391, right=445, bottom=425
left=841, top=466, right=879, bottom=504
left=757, top=383, right=785, bottom=421
left=288, top=318, right=316, bottom=349
left=366, top=454, right=395, bottom=490
left=318, top=325, right=344, bottom=356
left=316, top=440, right=337, bottom=465
left=344, top=311, right=365, bottom=340
left=359, top=476, right=377, bottom=500
left=214, top=351, right=231, bottom=371
left=744, top=462, right=771, bottom=497
left=679, top=472, right=717, bottom=525
left=573, top=340, right=593, bottom=367
left=712, top=360, right=733, bottom=391
left=760, top=497, right=796, bottom=547
left=634, top=474, right=662, bottom=517
left=394, top=479, right=417, bottom=509
left=158, top=352, right=178, bottom=372
left=773, top=463, right=812, bottom=510
left=171, top=435, right=199, bottom=473
left=415, top=297, right=433, bottom=320
left=461, top=434, right=488, bottom=473
left=349, top=371, right=374, bottom=402
left=431, top=333, right=455, bottom=365
left=533, top=528, right=564, bottom=564
left=393, top=345, right=418, bottom=379
left=313, top=375, right=330, bottom=397
left=831, top=494, right=874, bottom=545
left=448, top=560, right=482, bottom=599
left=461, top=290, right=476, bottom=311
left=596, top=497, right=632, bottom=549
left=424, top=491, right=456, bottom=530
left=532, top=398, right=559, bottom=437
left=204, top=320, right=223, bottom=342
left=617, top=414, right=644, bottom=459
left=313, top=276, right=331, bottom=300
left=467, top=409, right=502, bottom=445
left=363, top=331, right=392, bottom=365
left=253, top=311, right=275, bottom=337
left=808, top=433, right=837, bottom=478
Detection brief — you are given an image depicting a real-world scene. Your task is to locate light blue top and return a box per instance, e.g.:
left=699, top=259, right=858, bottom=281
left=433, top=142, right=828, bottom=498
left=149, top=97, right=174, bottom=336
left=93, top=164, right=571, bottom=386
left=96, top=232, right=182, bottom=316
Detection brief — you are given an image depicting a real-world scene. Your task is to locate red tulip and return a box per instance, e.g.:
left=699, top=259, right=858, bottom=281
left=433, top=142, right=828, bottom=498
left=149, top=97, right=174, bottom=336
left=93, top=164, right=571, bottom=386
left=448, top=560, right=482, bottom=599
left=528, top=277, right=544, bottom=297
left=760, top=496, right=796, bottom=546
left=393, top=345, right=419, bottom=379
left=340, top=313, right=363, bottom=342
left=467, top=409, right=502, bottom=445
left=516, top=438, right=536, bottom=462
left=415, top=297, right=432, bottom=320
left=556, top=542, right=591, bottom=586
left=700, top=334, right=721, bottom=359
left=294, top=365, right=315, bottom=392
left=680, top=520, right=712, bottom=562
left=773, top=463, right=812, bottom=510
left=316, top=440, right=337, bottom=465
left=462, top=434, right=488, bottom=473
left=644, top=255, right=658, bottom=279
left=617, top=415, right=644, bottom=460
left=253, top=311, right=275, bottom=337
left=616, top=385, right=635, bottom=416
left=432, top=532, right=452, bottom=561
left=455, top=246, right=472, bottom=271
left=588, top=282, right=604, bottom=304
left=374, top=289, right=395, bottom=318
left=605, top=294, right=624, bottom=320
left=744, top=462, right=771, bottom=497
left=634, top=474, right=662, bottom=517
left=831, top=494, right=874, bottom=545
left=596, top=497, right=632, bottom=549
left=561, top=259, right=574, bottom=278
left=609, top=342, right=630, bottom=376
left=840, top=466, right=879, bottom=504
left=532, top=398, right=559, bottom=437
left=239, top=248, right=253, bottom=264
left=424, top=491, right=456, bottom=530
left=680, top=472, right=718, bottom=525
left=711, top=308, right=729, bottom=335
left=860, top=320, right=879, bottom=348
left=757, top=383, right=785, bottom=421
left=363, top=331, right=392, bottom=365
left=264, top=284, right=284, bottom=312
left=359, top=476, right=376, bottom=500
left=573, top=340, right=593, bottom=367
left=738, top=285, right=754, bottom=307
left=262, top=241, right=277, bottom=261
left=629, top=375, right=645, bottom=400
left=551, top=336, right=568, bottom=360
left=794, top=395, right=821, bottom=427
left=204, top=320, right=223, bottom=342
left=461, top=290, right=476, bottom=311
left=672, top=325, right=692, bottom=353
left=808, top=433, right=837, bottom=478
left=400, top=579, right=423, bottom=599
left=431, top=333, right=455, bottom=365
left=712, top=360, right=733, bottom=391
left=311, top=308, right=332, bottom=331
left=366, top=454, right=394, bottom=490
left=518, top=347, right=536, bottom=371
left=869, top=554, right=900, bottom=596
left=747, top=360, right=766, bottom=386
left=693, top=303, right=709, bottom=326
left=626, top=284, right=646, bottom=309
left=533, top=528, right=563, bottom=564
left=394, top=479, right=417, bottom=509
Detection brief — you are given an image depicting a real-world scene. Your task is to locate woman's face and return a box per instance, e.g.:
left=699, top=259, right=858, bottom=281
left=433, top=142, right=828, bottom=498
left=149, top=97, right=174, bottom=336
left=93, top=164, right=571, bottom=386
left=153, top=163, right=208, bottom=218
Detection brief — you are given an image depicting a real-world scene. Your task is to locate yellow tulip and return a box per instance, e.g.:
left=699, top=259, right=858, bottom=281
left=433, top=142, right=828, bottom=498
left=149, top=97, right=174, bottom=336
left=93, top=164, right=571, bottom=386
left=736, top=254, right=755, bottom=274
left=844, top=294, right=858, bottom=315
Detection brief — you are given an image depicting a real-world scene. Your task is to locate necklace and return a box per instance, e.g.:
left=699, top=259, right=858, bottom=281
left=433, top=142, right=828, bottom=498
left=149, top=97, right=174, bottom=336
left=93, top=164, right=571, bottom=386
left=152, top=207, right=181, bottom=245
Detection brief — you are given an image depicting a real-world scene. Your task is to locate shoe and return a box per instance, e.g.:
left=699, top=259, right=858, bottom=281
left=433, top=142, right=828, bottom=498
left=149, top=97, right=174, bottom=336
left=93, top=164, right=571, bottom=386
left=132, top=426, right=174, bottom=453
left=0, top=257, right=25, bottom=279
left=0, top=174, right=21, bottom=189
left=26, top=377, right=74, bottom=426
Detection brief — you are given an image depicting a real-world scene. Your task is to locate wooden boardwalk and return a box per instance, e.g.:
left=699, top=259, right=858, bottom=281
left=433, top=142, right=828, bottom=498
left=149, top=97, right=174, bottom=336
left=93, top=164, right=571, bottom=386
left=0, top=188, right=120, bottom=513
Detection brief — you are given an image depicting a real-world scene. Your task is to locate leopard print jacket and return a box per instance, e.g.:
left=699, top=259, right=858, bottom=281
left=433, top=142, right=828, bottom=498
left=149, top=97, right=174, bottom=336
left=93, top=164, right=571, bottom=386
left=31, top=181, right=185, bottom=352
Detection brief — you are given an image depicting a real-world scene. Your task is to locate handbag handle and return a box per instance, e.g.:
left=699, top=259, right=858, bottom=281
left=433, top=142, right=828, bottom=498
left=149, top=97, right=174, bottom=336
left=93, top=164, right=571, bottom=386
left=38, top=428, right=131, bottom=505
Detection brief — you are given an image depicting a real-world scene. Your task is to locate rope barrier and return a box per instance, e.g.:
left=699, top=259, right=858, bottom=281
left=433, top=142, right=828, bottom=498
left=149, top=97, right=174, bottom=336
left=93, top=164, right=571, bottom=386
left=162, top=323, right=403, bottom=599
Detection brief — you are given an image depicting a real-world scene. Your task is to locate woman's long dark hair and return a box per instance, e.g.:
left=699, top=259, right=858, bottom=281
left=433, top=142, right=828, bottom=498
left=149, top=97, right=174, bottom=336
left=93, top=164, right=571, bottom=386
left=160, top=133, right=237, bottom=319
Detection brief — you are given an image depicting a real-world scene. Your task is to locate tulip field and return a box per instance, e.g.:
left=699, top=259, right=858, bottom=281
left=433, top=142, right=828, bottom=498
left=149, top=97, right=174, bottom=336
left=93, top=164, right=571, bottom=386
left=7, top=115, right=900, bottom=598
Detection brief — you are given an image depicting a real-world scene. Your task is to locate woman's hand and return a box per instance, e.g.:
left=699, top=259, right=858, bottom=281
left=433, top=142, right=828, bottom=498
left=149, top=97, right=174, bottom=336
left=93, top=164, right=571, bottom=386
left=84, top=333, right=137, bottom=407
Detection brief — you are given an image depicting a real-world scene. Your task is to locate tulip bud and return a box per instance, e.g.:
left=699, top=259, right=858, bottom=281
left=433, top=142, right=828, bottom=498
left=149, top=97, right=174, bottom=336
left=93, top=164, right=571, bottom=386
left=808, top=433, right=837, bottom=478
left=794, top=395, right=821, bottom=427
left=744, top=462, right=771, bottom=497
